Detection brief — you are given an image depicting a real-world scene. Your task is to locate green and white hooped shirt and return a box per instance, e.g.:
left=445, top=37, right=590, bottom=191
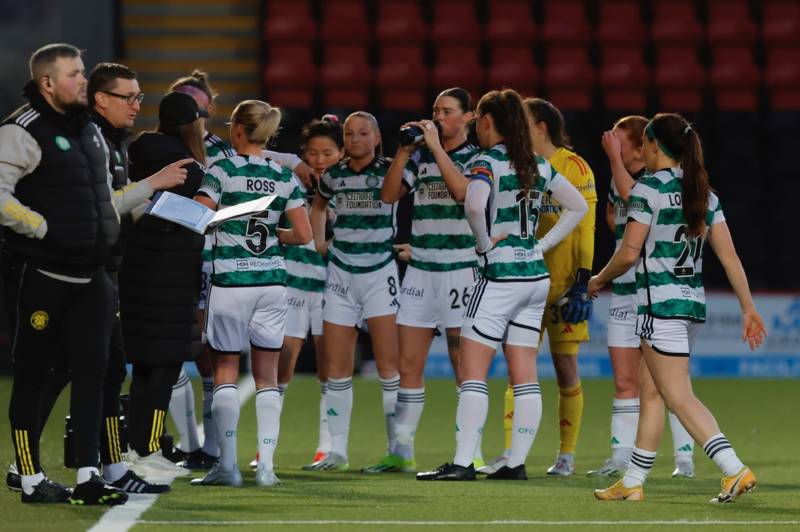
left=403, top=142, right=479, bottom=272
left=283, top=180, right=327, bottom=293
left=198, top=155, right=305, bottom=287
left=318, top=156, right=400, bottom=274
left=627, top=167, right=725, bottom=322
left=607, top=168, right=646, bottom=297
left=466, top=143, right=560, bottom=282
left=202, top=133, right=236, bottom=266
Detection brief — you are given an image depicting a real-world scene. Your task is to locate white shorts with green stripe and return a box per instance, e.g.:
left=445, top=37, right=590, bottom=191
left=636, top=314, right=702, bottom=357
left=396, top=265, right=478, bottom=330
left=206, top=284, right=287, bottom=353
left=284, top=288, right=323, bottom=339
left=607, top=294, right=640, bottom=349
left=461, top=276, right=550, bottom=349
left=323, top=260, right=399, bottom=327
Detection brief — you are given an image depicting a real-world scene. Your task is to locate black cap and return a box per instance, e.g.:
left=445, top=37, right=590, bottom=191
left=158, top=91, right=209, bottom=128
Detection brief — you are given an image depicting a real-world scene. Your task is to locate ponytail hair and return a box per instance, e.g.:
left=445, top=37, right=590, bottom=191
left=645, top=113, right=710, bottom=237
left=230, top=100, right=281, bottom=146
left=477, top=89, right=540, bottom=194
left=524, top=97, right=572, bottom=149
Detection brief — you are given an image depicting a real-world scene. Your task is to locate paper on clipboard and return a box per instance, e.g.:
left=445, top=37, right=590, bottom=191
left=145, top=191, right=276, bottom=234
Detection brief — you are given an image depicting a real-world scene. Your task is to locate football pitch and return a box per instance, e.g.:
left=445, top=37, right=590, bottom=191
left=0, top=376, right=798, bottom=531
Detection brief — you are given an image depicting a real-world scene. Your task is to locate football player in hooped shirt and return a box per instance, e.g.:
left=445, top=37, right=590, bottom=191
left=306, top=112, right=402, bottom=472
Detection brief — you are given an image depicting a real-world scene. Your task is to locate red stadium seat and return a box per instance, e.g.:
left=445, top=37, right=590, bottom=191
left=320, top=0, right=370, bottom=45
left=599, top=47, right=650, bottom=110
left=377, top=46, right=429, bottom=110
left=263, top=0, right=316, bottom=44
left=654, top=46, right=706, bottom=112
left=541, top=1, right=592, bottom=45
left=651, top=0, right=703, bottom=46
left=596, top=0, right=646, bottom=46
left=375, top=0, right=427, bottom=45
left=762, top=1, right=800, bottom=46
left=488, top=46, right=538, bottom=97
left=543, top=46, right=595, bottom=110
left=765, top=47, right=800, bottom=109
left=707, top=0, right=757, bottom=46
left=433, top=46, right=484, bottom=103
left=263, top=46, right=316, bottom=108
left=710, top=47, right=761, bottom=111
left=430, top=0, right=482, bottom=46
left=320, top=45, right=373, bottom=109
left=486, top=0, right=537, bottom=46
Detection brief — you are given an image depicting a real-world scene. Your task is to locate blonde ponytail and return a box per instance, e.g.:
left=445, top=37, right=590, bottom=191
left=231, top=100, right=281, bottom=146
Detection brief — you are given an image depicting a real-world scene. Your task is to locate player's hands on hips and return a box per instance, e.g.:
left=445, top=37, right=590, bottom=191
left=741, top=308, right=767, bottom=350
left=149, top=158, right=194, bottom=190
left=601, top=130, right=622, bottom=162
left=559, top=268, right=594, bottom=323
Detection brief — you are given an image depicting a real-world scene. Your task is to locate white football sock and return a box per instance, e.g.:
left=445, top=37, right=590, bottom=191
left=278, top=382, right=288, bottom=410
left=507, top=383, right=542, bottom=468
left=393, top=386, right=425, bottom=460
left=611, top=397, right=639, bottom=464
left=102, top=461, right=127, bottom=484
left=453, top=381, right=489, bottom=467
left=77, top=466, right=100, bottom=485
left=168, top=368, right=200, bottom=452
left=256, top=388, right=281, bottom=470
left=316, top=381, right=331, bottom=454
left=21, top=472, right=45, bottom=495
left=622, top=447, right=656, bottom=488
left=379, top=375, right=400, bottom=453
left=703, top=433, right=744, bottom=477
left=212, top=384, right=240, bottom=470
left=326, top=377, right=353, bottom=459
left=669, top=411, right=694, bottom=462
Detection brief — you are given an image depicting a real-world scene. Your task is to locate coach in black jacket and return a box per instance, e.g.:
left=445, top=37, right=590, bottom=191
left=120, top=91, right=206, bottom=462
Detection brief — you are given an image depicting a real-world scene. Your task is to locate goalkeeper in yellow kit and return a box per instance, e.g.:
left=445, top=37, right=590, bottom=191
left=481, top=98, right=596, bottom=476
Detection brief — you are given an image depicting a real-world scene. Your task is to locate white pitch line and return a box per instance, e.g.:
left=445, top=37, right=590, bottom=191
left=136, top=520, right=800, bottom=527
left=89, top=376, right=256, bottom=532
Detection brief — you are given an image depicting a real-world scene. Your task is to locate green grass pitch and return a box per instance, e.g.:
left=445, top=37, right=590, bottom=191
left=0, top=376, right=798, bottom=531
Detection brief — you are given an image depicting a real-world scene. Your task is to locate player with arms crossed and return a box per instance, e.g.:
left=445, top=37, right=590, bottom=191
left=590, top=113, right=766, bottom=503
left=417, top=89, right=587, bottom=481
left=191, top=100, right=311, bottom=487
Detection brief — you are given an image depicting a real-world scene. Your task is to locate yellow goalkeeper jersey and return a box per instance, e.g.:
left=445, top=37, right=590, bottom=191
left=536, top=147, right=597, bottom=288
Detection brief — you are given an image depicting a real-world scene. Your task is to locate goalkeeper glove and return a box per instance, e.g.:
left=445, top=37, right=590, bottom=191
left=558, top=268, right=593, bottom=324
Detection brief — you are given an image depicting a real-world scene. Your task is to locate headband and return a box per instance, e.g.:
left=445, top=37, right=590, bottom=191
left=645, top=120, right=676, bottom=160
left=173, top=85, right=210, bottom=109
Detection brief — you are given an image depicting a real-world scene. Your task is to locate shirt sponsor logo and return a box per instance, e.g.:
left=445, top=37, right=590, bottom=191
left=417, top=181, right=451, bottom=201
left=341, top=191, right=382, bottom=210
